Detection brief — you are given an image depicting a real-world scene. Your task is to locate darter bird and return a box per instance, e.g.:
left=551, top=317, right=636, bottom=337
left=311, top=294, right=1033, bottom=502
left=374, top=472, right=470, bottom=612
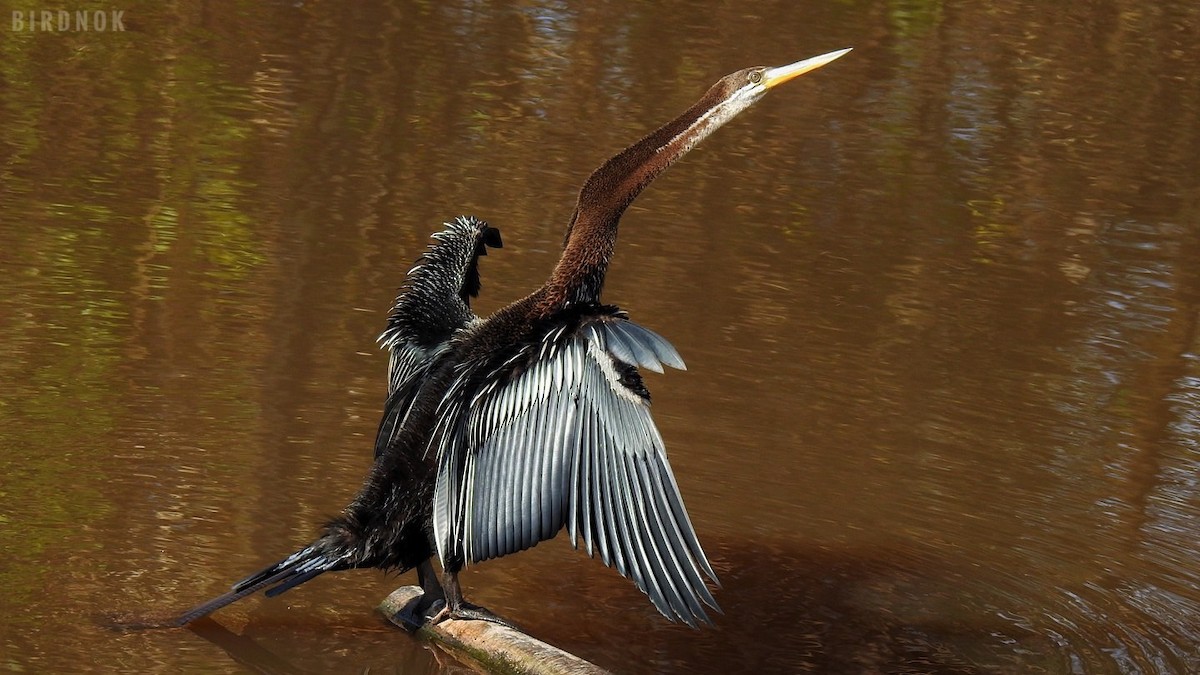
left=168, top=47, right=850, bottom=629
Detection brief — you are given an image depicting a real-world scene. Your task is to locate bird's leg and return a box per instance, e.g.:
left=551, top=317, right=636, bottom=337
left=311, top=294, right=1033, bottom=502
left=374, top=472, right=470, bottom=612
left=402, top=559, right=447, bottom=623
left=427, top=569, right=520, bottom=630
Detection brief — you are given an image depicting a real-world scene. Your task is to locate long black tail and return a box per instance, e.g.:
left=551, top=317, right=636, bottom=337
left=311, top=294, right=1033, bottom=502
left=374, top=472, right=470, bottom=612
left=165, top=544, right=348, bottom=627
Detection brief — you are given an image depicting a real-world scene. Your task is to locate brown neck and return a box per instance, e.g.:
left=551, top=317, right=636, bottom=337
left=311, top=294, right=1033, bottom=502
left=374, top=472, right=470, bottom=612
left=540, top=82, right=739, bottom=311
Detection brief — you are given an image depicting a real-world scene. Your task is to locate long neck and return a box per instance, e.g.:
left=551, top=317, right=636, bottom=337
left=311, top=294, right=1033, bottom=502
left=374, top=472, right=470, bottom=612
left=540, top=82, right=748, bottom=310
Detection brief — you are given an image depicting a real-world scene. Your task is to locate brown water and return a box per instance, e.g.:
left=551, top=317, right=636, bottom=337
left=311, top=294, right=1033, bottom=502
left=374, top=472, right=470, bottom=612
left=2, top=1, right=1199, bottom=673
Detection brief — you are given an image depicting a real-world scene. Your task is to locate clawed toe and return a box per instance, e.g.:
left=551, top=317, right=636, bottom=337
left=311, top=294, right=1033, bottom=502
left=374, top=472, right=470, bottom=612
left=430, top=570, right=520, bottom=630
left=395, top=593, right=448, bottom=630
left=418, top=598, right=447, bottom=623
left=421, top=599, right=519, bottom=630
left=449, top=602, right=520, bottom=630
left=425, top=603, right=450, bottom=626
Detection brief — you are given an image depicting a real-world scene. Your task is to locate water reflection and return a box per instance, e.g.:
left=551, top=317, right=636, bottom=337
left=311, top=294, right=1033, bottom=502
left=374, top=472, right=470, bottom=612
left=2, top=0, right=1199, bottom=673
left=185, top=616, right=477, bottom=675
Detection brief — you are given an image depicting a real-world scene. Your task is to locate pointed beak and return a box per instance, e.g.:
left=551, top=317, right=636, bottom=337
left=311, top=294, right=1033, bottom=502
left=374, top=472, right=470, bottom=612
left=762, top=48, right=852, bottom=89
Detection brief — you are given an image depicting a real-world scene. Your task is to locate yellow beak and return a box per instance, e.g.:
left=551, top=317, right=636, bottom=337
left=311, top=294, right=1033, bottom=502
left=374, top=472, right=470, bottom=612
left=762, top=48, right=853, bottom=89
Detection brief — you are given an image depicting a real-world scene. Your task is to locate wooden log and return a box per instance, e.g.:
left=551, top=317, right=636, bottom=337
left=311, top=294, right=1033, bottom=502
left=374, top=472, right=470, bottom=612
left=379, top=586, right=611, bottom=675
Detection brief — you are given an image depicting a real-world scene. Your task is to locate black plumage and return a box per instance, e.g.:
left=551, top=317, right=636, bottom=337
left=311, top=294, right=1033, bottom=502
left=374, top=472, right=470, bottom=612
left=169, top=48, right=850, bottom=629
left=375, top=216, right=502, bottom=459
left=164, top=217, right=499, bottom=626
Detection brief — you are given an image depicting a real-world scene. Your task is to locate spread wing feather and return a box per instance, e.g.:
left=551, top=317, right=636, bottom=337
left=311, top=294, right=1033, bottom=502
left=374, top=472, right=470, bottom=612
left=431, top=317, right=718, bottom=626
left=374, top=217, right=498, bottom=458
left=375, top=342, right=448, bottom=458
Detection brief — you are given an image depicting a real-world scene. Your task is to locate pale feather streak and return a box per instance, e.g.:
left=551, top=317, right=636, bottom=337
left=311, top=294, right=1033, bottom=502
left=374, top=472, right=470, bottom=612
left=433, top=318, right=718, bottom=624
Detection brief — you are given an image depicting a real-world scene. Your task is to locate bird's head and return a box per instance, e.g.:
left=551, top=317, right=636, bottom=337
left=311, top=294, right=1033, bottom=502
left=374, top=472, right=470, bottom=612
left=698, top=48, right=853, bottom=124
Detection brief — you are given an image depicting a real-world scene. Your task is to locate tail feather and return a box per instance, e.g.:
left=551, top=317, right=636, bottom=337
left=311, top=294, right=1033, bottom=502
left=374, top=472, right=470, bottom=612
left=167, top=545, right=343, bottom=627
left=263, top=568, right=324, bottom=598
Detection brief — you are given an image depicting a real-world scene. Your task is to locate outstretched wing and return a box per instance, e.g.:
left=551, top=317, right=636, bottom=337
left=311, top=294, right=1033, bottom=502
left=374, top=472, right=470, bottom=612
left=374, top=216, right=502, bottom=458
left=431, top=316, right=720, bottom=626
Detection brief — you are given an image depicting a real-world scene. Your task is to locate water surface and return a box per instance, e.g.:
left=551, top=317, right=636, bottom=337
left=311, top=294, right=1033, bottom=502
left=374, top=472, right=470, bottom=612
left=2, top=1, right=1199, bottom=673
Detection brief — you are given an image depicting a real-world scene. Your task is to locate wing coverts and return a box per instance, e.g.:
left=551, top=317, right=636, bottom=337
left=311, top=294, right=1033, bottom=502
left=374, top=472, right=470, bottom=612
left=431, top=316, right=719, bottom=625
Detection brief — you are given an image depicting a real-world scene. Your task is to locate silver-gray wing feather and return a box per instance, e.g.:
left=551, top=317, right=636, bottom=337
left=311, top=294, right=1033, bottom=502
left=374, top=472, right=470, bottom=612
left=431, top=318, right=718, bottom=626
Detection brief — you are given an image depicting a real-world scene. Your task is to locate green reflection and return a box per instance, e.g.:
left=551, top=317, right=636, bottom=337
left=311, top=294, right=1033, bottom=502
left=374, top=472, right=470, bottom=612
left=0, top=0, right=275, bottom=649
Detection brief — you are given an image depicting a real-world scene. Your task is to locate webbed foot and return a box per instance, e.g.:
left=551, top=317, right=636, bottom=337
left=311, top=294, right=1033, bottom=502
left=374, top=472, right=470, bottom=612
left=438, top=600, right=520, bottom=630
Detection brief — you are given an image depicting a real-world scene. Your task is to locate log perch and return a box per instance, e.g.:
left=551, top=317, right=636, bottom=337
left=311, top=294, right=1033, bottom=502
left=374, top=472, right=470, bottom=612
left=379, top=587, right=611, bottom=675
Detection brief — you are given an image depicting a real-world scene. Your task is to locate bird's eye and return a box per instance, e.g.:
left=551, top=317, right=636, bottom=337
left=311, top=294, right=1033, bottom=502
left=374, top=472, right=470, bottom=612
left=749, top=70, right=763, bottom=84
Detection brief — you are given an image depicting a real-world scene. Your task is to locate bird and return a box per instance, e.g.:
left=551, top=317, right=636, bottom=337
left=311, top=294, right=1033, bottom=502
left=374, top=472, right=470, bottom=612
left=166, top=47, right=851, bottom=629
